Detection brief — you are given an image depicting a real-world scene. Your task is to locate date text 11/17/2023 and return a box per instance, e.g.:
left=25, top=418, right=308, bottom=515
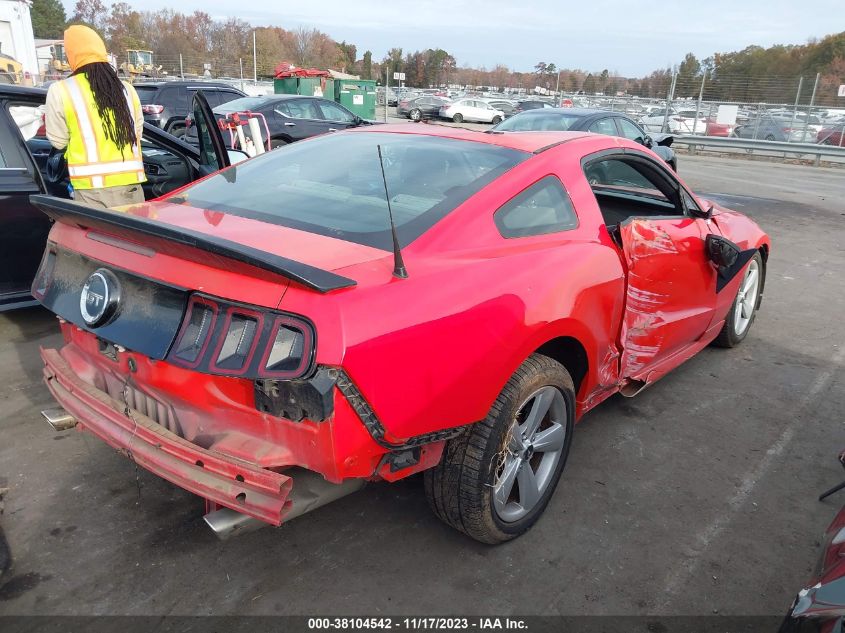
left=307, top=617, right=528, bottom=630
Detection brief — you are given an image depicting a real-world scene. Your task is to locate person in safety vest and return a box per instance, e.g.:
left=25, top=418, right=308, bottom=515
left=45, top=25, right=145, bottom=210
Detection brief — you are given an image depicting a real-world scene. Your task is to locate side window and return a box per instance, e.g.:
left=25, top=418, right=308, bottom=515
left=218, top=90, right=243, bottom=106
left=588, top=118, right=617, bottom=136
left=585, top=158, right=669, bottom=200
left=494, top=176, right=578, bottom=238
left=196, top=89, right=224, bottom=108
left=617, top=118, right=646, bottom=144
left=159, top=86, right=183, bottom=110
left=281, top=99, right=321, bottom=120
left=318, top=101, right=355, bottom=123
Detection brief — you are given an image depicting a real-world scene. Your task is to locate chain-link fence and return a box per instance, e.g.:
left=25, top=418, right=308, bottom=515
left=23, top=56, right=845, bottom=146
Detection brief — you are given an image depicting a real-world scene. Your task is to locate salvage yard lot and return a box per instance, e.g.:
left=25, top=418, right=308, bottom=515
left=0, top=155, right=843, bottom=615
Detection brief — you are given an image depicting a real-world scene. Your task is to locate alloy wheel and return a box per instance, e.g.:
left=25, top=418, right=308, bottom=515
left=733, top=258, right=761, bottom=336
left=493, top=386, right=567, bottom=523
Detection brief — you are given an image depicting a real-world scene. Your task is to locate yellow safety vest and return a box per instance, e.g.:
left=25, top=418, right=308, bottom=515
left=59, top=74, right=145, bottom=190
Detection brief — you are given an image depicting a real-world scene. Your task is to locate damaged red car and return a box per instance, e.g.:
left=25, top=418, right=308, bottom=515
left=32, top=96, right=770, bottom=544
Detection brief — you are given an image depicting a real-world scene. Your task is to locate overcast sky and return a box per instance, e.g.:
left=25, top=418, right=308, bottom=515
left=72, top=0, right=845, bottom=76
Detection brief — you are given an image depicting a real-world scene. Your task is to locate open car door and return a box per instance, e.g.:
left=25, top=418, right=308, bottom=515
left=191, top=90, right=230, bottom=176
left=585, top=153, right=720, bottom=387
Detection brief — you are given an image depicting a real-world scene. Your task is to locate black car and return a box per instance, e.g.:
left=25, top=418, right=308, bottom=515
left=197, top=94, right=373, bottom=149
left=491, top=107, right=677, bottom=170
left=515, top=100, right=553, bottom=113
left=133, top=81, right=246, bottom=136
left=0, top=85, right=238, bottom=310
left=398, top=96, right=450, bottom=121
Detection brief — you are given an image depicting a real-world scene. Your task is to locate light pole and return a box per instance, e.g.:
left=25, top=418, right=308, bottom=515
left=555, top=70, right=561, bottom=107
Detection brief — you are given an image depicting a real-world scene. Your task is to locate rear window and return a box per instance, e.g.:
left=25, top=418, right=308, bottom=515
left=134, top=85, right=159, bottom=104
left=176, top=133, right=529, bottom=250
left=495, top=112, right=582, bottom=132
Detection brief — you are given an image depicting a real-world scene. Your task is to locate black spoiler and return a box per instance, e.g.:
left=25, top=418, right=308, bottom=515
left=30, top=195, right=357, bottom=293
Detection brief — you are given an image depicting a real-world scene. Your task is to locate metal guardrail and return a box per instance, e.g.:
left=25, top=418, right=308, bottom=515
left=672, top=135, right=845, bottom=166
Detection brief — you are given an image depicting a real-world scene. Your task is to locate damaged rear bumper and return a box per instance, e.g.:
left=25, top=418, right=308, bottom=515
left=41, top=347, right=292, bottom=526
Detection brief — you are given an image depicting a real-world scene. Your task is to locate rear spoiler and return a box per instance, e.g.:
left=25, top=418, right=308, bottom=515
left=30, top=195, right=357, bottom=293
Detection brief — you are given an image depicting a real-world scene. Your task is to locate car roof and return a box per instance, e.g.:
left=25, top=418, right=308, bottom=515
left=133, top=81, right=244, bottom=89
left=347, top=123, right=594, bottom=153
left=0, top=85, right=46, bottom=97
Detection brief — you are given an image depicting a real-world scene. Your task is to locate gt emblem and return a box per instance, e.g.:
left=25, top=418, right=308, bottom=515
left=79, top=269, right=121, bottom=327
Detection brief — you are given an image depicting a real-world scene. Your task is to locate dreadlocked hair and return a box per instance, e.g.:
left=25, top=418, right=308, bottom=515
left=74, top=62, right=137, bottom=157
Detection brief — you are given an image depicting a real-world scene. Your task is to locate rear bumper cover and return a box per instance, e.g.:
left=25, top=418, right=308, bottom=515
left=41, top=347, right=292, bottom=525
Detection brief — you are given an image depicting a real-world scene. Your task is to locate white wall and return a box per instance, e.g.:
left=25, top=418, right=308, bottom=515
left=0, top=1, right=38, bottom=77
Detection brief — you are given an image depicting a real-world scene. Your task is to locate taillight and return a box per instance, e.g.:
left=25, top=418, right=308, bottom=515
left=166, top=294, right=314, bottom=379
left=259, top=316, right=313, bottom=378
left=211, top=308, right=262, bottom=374
left=142, top=104, right=164, bottom=115
left=170, top=296, right=218, bottom=367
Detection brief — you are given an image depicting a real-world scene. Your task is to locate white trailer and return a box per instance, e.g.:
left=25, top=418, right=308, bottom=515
left=0, top=0, right=37, bottom=80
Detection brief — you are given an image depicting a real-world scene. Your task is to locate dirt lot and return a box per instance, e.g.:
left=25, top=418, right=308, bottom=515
left=0, top=155, right=843, bottom=616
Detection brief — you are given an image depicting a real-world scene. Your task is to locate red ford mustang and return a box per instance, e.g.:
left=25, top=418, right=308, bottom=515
left=32, top=111, right=770, bottom=543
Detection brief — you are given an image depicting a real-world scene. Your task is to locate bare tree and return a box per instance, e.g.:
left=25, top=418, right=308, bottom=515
left=292, top=26, right=319, bottom=66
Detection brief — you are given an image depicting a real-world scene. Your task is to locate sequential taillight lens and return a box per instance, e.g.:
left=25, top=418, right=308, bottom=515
left=171, top=298, right=217, bottom=365
left=266, top=325, right=304, bottom=372
left=258, top=317, right=313, bottom=378
left=215, top=313, right=259, bottom=371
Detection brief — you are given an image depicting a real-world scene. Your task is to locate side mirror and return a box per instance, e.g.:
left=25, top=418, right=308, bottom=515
left=705, top=234, right=739, bottom=268
left=642, top=135, right=653, bottom=148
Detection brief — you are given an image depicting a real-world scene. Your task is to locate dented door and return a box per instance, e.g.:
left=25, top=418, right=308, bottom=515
left=618, top=216, right=717, bottom=380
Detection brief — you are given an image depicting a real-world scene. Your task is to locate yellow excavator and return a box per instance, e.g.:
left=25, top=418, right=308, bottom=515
left=118, top=50, right=163, bottom=80
left=50, top=42, right=71, bottom=75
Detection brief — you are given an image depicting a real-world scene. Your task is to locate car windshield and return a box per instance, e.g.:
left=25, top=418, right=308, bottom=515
left=495, top=112, right=582, bottom=132
left=214, top=97, right=273, bottom=113
left=175, top=133, right=529, bottom=250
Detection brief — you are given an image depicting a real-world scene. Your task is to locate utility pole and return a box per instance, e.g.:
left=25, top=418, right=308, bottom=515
left=179, top=53, right=183, bottom=80
left=788, top=76, right=804, bottom=139
left=692, top=71, right=706, bottom=135
left=384, top=66, right=389, bottom=122
left=661, top=72, right=677, bottom=134
left=555, top=70, right=561, bottom=107
left=800, top=72, right=820, bottom=142
left=253, top=31, right=257, bottom=83
left=239, top=58, right=244, bottom=92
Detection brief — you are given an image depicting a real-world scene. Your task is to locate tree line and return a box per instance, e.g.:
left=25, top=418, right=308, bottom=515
left=31, top=0, right=845, bottom=105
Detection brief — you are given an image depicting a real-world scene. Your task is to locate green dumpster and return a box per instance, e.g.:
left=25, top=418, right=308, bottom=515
left=274, top=77, right=335, bottom=99
left=336, top=80, right=377, bottom=120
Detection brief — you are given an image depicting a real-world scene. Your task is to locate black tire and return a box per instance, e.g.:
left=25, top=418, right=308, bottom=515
left=424, top=354, right=575, bottom=544
left=491, top=115, right=503, bottom=124
left=270, top=138, right=288, bottom=150
left=764, top=134, right=776, bottom=141
left=452, top=113, right=464, bottom=123
left=669, top=158, right=677, bottom=171
left=712, top=252, right=764, bottom=348
left=409, top=108, right=422, bottom=122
